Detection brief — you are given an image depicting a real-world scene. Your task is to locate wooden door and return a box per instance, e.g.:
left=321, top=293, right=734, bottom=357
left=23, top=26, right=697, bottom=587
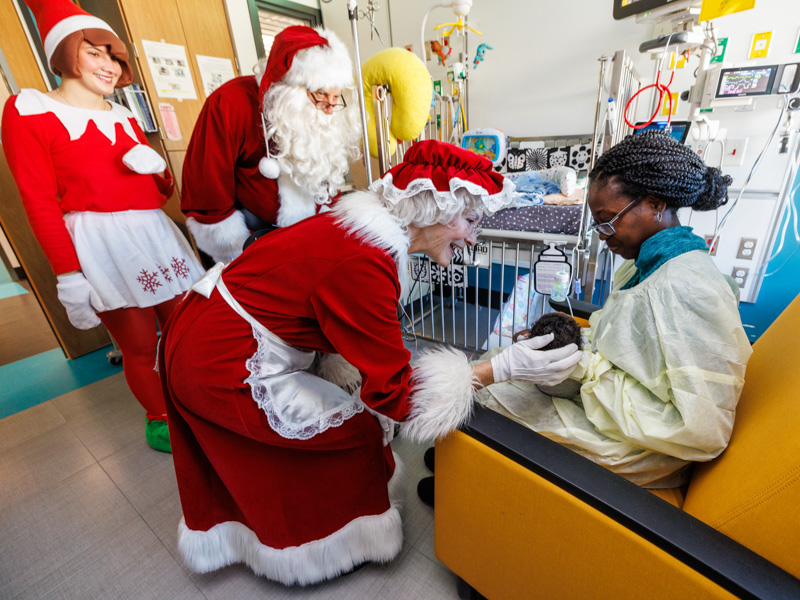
left=0, top=3, right=111, bottom=359
left=115, top=0, right=238, bottom=206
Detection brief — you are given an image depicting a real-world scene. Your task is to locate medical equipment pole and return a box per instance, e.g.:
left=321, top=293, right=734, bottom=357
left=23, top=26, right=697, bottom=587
left=349, top=0, right=373, bottom=183
left=582, top=56, right=613, bottom=303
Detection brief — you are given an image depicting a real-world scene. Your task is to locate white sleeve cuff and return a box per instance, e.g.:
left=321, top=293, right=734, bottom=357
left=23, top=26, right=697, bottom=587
left=186, top=211, right=249, bottom=264
left=400, top=347, right=476, bottom=444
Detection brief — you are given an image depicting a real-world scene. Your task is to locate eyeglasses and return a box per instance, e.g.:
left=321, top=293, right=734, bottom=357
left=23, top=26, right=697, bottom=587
left=466, top=215, right=483, bottom=237
left=308, top=90, right=347, bottom=112
left=589, top=197, right=642, bottom=237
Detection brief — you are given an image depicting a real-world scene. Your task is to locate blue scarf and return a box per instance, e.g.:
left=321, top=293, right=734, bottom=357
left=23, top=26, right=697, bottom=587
left=621, top=226, right=707, bottom=290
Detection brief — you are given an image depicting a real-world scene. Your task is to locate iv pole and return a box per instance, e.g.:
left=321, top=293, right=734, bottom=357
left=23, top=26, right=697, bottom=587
left=347, top=0, right=374, bottom=183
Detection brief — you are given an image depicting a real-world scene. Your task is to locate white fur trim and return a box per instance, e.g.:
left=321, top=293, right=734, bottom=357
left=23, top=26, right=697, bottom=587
left=400, top=347, right=476, bottom=443
left=370, top=173, right=516, bottom=215
left=315, top=353, right=362, bottom=394
left=276, top=174, right=319, bottom=227
left=186, top=211, right=250, bottom=264
left=177, top=454, right=405, bottom=585
left=283, top=29, right=354, bottom=92
left=44, top=15, right=116, bottom=65
left=331, top=191, right=411, bottom=298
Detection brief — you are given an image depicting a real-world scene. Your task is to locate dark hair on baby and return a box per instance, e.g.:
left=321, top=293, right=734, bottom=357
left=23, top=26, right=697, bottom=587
left=589, top=131, right=732, bottom=212
left=514, top=312, right=582, bottom=350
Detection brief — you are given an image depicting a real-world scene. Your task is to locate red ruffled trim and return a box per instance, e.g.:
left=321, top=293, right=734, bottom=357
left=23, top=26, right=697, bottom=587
left=382, top=140, right=506, bottom=195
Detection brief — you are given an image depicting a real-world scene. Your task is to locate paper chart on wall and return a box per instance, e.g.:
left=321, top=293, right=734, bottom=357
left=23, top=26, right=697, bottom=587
left=141, top=40, right=198, bottom=100
left=195, top=55, right=236, bottom=99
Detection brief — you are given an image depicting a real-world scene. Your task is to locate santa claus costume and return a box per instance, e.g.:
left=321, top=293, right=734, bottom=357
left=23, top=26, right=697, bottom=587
left=2, top=0, right=203, bottom=452
left=181, top=26, right=362, bottom=264
left=159, top=140, right=515, bottom=584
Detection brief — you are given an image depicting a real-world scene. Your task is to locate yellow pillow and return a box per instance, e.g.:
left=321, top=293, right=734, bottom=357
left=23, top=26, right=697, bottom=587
left=361, top=48, right=433, bottom=158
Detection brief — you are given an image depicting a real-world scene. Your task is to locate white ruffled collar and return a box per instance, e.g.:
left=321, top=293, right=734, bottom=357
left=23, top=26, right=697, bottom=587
left=15, top=88, right=139, bottom=144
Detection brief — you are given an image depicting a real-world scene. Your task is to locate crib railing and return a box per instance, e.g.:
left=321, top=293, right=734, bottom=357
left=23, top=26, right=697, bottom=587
left=401, top=229, right=579, bottom=352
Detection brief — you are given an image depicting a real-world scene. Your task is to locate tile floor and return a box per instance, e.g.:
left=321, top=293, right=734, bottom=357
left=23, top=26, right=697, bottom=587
left=0, top=371, right=462, bottom=599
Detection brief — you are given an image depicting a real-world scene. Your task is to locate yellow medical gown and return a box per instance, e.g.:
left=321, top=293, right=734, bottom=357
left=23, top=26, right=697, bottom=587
left=478, top=250, right=753, bottom=488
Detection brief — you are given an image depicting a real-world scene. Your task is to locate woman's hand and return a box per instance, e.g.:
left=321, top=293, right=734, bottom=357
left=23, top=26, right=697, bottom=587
left=122, top=144, right=167, bottom=175
left=56, top=272, right=105, bottom=330
left=489, top=333, right=582, bottom=386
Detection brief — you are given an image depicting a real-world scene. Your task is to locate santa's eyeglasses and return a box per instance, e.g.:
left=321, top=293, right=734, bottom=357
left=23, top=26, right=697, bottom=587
left=307, top=90, right=347, bottom=112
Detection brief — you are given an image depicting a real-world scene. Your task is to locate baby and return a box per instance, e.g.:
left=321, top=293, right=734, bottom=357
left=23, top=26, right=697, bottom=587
left=512, top=312, right=582, bottom=350
left=513, top=312, right=583, bottom=397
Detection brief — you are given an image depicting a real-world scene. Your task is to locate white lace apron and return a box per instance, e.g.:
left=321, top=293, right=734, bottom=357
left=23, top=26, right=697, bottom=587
left=191, top=263, right=364, bottom=440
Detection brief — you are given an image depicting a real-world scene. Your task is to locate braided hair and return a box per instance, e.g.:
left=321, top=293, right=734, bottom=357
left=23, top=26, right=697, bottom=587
left=589, top=131, right=732, bottom=211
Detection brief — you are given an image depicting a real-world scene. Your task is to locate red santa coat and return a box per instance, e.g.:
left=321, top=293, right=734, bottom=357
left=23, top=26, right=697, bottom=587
left=181, top=76, right=337, bottom=263
left=159, top=191, right=475, bottom=584
left=2, top=90, right=174, bottom=274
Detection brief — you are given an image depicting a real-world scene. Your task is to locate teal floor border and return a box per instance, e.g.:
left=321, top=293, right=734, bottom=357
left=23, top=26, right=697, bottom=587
left=0, top=281, right=27, bottom=299
left=0, top=345, right=121, bottom=419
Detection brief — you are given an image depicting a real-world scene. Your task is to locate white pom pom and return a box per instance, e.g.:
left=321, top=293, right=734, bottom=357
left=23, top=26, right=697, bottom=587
left=258, top=156, right=280, bottom=179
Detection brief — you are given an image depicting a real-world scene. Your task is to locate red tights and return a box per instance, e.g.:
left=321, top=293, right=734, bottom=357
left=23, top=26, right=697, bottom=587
left=98, top=296, right=182, bottom=419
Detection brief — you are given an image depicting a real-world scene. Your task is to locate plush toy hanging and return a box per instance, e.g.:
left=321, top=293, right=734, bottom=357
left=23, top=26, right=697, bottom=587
left=430, top=40, right=451, bottom=66
left=473, top=43, right=493, bottom=69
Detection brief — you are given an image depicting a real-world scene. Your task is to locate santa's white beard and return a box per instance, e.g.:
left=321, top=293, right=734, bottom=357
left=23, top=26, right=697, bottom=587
left=264, top=84, right=361, bottom=202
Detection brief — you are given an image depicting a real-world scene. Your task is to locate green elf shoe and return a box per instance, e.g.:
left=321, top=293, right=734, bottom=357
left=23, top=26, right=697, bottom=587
left=145, top=417, right=172, bottom=453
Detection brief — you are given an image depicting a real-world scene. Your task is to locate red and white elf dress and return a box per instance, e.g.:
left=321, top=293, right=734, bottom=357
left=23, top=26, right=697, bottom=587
left=2, top=88, right=202, bottom=307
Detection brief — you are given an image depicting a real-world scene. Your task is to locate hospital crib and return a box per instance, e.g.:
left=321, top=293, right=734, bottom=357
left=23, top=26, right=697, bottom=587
left=401, top=229, right=580, bottom=352
left=376, top=48, right=642, bottom=351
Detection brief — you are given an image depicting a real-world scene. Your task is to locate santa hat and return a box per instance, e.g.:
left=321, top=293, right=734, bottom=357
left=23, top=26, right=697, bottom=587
left=24, top=0, right=132, bottom=86
left=370, top=140, right=516, bottom=214
left=257, top=26, right=354, bottom=179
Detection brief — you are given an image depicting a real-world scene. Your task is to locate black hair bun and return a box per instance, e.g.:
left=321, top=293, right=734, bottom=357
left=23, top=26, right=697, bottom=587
left=694, top=167, right=733, bottom=212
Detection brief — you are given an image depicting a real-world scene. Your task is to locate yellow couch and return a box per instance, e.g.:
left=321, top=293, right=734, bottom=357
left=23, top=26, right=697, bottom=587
left=435, top=293, right=800, bottom=600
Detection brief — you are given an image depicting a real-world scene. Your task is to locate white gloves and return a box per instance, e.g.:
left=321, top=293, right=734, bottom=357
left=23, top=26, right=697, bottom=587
left=490, top=333, right=582, bottom=386
left=56, top=273, right=105, bottom=330
left=364, top=404, right=395, bottom=446
left=122, top=144, right=167, bottom=175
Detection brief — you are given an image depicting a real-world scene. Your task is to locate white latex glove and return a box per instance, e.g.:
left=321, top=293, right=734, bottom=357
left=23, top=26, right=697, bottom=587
left=364, top=405, right=395, bottom=446
left=490, top=333, right=582, bottom=386
left=56, top=273, right=106, bottom=330
left=122, top=144, right=167, bottom=175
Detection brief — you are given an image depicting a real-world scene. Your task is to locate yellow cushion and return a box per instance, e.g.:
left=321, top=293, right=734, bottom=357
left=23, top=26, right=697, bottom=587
left=647, top=487, right=685, bottom=508
left=361, top=48, right=432, bottom=158
left=683, top=293, right=800, bottom=580
left=574, top=316, right=590, bottom=328
left=436, top=431, right=737, bottom=600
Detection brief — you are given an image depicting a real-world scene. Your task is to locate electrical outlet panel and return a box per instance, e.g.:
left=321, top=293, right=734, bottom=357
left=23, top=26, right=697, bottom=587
left=703, top=234, right=718, bottom=256
left=736, top=237, right=757, bottom=260
left=723, top=138, right=748, bottom=167
left=732, top=266, right=749, bottom=288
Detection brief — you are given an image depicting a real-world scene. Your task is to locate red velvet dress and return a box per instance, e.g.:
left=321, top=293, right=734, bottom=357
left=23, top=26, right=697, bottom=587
left=160, top=193, right=476, bottom=584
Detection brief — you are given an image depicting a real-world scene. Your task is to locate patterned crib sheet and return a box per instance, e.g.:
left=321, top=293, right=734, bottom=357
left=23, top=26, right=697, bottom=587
left=481, top=204, right=583, bottom=235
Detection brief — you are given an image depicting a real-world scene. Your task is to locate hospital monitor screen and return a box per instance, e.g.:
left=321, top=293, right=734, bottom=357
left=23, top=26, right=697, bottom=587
left=613, top=0, right=694, bottom=20
left=716, top=66, right=779, bottom=98
left=633, top=121, right=691, bottom=144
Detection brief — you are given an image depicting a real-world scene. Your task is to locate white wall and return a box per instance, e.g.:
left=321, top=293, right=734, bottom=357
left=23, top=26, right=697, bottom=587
left=322, top=0, right=652, bottom=137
